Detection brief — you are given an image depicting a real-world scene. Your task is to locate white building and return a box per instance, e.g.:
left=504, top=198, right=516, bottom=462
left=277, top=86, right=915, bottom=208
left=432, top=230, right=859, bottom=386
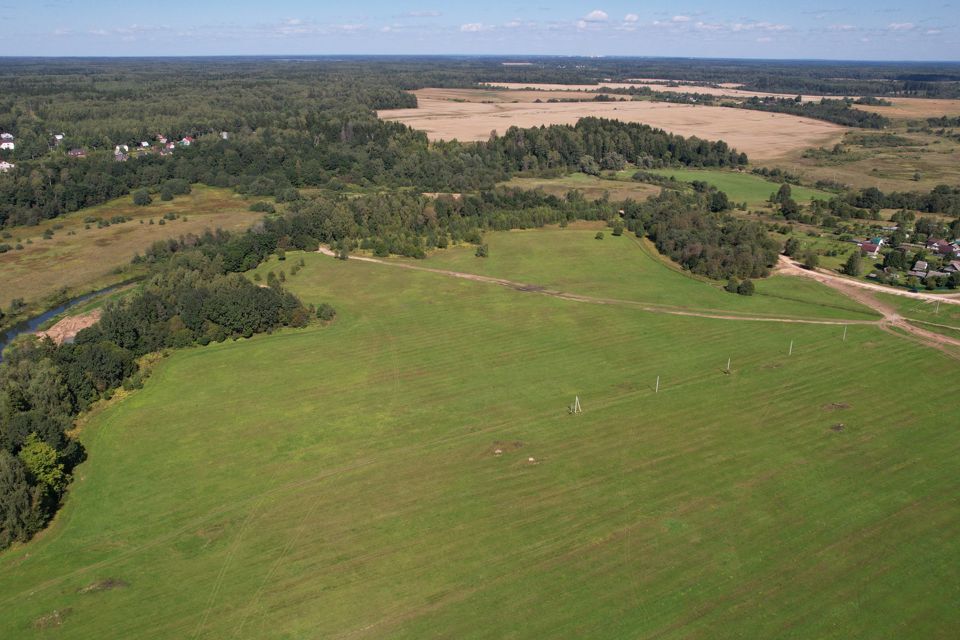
left=0, top=161, right=15, bottom=172
left=0, top=141, right=14, bottom=151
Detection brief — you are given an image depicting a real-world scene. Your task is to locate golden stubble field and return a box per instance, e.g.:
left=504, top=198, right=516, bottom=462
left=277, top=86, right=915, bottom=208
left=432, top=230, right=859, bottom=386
left=379, top=89, right=847, bottom=161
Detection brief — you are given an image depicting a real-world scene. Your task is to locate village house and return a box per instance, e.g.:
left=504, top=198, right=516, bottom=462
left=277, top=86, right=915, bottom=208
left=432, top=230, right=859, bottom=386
left=114, top=151, right=128, bottom=162
left=908, top=260, right=929, bottom=278
left=53, top=134, right=65, bottom=145
left=925, top=238, right=957, bottom=257
left=67, top=148, right=87, bottom=158
left=0, top=132, right=13, bottom=140
left=157, top=134, right=168, bottom=144
left=180, top=136, right=193, bottom=146
left=220, top=131, right=229, bottom=140
left=0, top=161, right=15, bottom=173
left=944, top=260, right=960, bottom=273
left=859, top=242, right=881, bottom=259
left=0, top=141, right=14, bottom=151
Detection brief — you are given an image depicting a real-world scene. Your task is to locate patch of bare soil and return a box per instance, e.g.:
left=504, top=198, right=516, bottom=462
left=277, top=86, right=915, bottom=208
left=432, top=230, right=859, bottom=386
left=34, top=608, right=72, bottom=629
left=78, top=578, right=129, bottom=594
left=823, top=402, right=851, bottom=412
left=831, top=423, right=846, bottom=432
left=35, top=308, right=102, bottom=345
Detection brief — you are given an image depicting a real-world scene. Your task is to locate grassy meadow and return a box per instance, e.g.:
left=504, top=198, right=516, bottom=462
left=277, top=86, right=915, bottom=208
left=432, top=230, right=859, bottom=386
left=398, top=226, right=878, bottom=321
left=501, top=173, right=662, bottom=201
left=644, top=168, right=833, bottom=205
left=2, top=229, right=958, bottom=638
left=0, top=186, right=262, bottom=313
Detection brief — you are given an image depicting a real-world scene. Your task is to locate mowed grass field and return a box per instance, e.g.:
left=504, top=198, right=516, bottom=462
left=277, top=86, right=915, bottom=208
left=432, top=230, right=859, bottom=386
left=0, top=186, right=262, bottom=311
left=500, top=173, right=662, bottom=201
left=402, top=226, right=878, bottom=322
left=3, top=230, right=958, bottom=638
left=645, top=168, right=833, bottom=205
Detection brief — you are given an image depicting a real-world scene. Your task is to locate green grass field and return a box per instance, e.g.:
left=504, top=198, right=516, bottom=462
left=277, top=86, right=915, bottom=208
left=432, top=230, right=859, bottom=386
left=645, top=169, right=832, bottom=205
left=2, top=231, right=958, bottom=638
left=500, top=173, right=662, bottom=201
left=397, top=226, right=878, bottom=321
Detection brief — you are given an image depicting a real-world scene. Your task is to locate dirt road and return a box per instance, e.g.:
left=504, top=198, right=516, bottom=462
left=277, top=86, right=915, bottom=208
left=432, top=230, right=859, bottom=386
left=318, top=247, right=960, bottom=358
left=778, top=256, right=960, bottom=357
left=317, top=247, right=873, bottom=326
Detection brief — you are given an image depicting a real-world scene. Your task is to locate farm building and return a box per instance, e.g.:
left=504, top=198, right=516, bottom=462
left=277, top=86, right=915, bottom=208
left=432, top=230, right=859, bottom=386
left=0, top=141, right=14, bottom=151
left=0, top=161, right=14, bottom=173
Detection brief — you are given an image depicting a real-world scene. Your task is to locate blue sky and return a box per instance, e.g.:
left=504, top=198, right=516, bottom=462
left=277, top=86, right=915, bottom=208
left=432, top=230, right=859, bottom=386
left=0, top=1, right=957, bottom=60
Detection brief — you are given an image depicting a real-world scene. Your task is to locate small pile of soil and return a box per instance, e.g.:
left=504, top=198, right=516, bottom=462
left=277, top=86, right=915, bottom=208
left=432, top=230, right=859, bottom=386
left=831, top=423, right=845, bottom=432
left=823, top=402, right=851, bottom=412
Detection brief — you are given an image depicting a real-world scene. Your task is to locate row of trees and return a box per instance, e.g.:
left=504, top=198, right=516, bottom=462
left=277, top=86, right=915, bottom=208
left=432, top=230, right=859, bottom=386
left=740, top=97, right=890, bottom=129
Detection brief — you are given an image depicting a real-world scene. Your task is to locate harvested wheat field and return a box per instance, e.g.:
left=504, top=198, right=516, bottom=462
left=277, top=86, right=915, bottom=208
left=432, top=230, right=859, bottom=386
left=484, top=81, right=817, bottom=101
left=854, top=97, right=960, bottom=120
left=380, top=92, right=846, bottom=161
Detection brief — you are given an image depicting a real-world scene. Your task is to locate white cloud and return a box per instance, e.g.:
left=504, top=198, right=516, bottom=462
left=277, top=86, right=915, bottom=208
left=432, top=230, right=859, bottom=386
left=756, top=36, right=773, bottom=43
left=828, top=24, right=856, bottom=32
left=888, top=22, right=915, bottom=31
left=624, top=13, right=639, bottom=23
left=926, top=28, right=942, bottom=35
left=672, top=15, right=691, bottom=23
left=402, top=11, right=442, bottom=18
left=576, top=19, right=588, bottom=29
left=584, top=10, right=608, bottom=22
left=460, top=23, right=488, bottom=32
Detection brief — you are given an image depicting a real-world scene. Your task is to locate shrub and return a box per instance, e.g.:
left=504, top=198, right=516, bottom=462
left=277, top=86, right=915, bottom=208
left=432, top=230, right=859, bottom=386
left=737, top=279, right=755, bottom=296
left=317, top=303, right=336, bottom=322
left=249, top=201, right=276, bottom=213
left=133, top=189, right=152, bottom=206
left=475, top=244, right=488, bottom=258
left=725, top=277, right=740, bottom=293
left=595, top=231, right=604, bottom=240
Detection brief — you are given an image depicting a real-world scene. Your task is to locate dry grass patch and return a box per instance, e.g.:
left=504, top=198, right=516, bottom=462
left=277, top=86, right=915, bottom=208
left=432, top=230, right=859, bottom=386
left=0, top=186, right=262, bottom=309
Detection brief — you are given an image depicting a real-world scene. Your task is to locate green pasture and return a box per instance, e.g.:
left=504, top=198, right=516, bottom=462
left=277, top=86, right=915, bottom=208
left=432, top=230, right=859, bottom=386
left=644, top=168, right=833, bottom=205
left=405, top=227, right=878, bottom=321
left=1, top=234, right=958, bottom=638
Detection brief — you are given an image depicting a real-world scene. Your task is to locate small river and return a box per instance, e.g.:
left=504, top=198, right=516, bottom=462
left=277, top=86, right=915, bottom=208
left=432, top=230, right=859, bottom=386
left=0, top=284, right=123, bottom=361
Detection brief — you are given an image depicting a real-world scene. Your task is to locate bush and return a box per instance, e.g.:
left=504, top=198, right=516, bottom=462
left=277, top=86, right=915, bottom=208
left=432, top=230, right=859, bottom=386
left=737, top=279, right=755, bottom=296
left=249, top=201, right=276, bottom=213
left=611, top=221, right=624, bottom=236
left=475, top=244, right=488, bottom=258
left=725, top=277, right=739, bottom=293
left=160, top=186, right=174, bottom=201
left=317, top=303, right=336, bottom=322
left=595, top=232, right=604, bottom=240
left=133, top=189, right=152, bottom=206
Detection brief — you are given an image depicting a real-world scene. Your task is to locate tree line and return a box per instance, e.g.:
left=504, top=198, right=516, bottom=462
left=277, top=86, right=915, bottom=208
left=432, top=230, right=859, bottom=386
left=740, top=97, right=890, bottom=129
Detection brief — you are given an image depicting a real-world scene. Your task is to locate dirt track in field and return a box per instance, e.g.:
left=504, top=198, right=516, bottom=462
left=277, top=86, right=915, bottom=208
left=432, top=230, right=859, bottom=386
left=776, top=256, right=960, bottom=357
left=318, top=247, right=960, bottom=358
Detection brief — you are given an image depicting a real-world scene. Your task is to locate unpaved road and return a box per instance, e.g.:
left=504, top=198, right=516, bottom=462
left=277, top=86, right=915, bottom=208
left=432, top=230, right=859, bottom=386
left=317, top=247, right=872, bottom=326
left=778, top=257, right=960, bottom=357
left=319, top=247, right=960, bottom=358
